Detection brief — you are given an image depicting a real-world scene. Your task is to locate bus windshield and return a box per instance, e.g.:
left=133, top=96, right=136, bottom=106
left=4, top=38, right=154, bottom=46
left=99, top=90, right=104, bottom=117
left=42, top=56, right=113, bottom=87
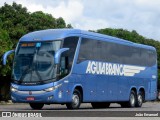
left=12, top=41, right=61, bottom=84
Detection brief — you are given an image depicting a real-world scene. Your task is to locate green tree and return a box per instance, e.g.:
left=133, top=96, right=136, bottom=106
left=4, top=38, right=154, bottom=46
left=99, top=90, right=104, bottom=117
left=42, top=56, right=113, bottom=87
left=0, top=28, right=13, bottom=76
left=0, top=2, right=29, bottom=43
left=27, top=11, right=56, bottom=31
left=56, top=17, right=66, bottom=28
left=66, top=24, right=73, bottom=28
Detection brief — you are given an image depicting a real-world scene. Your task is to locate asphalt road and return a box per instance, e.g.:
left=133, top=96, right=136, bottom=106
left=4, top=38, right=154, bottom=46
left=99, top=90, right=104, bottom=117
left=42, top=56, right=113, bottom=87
left=0, top=101, right=160, bottom=111
left=0, top=102, right=160, bottom=111
left=0, top=102, right=160, bottom=119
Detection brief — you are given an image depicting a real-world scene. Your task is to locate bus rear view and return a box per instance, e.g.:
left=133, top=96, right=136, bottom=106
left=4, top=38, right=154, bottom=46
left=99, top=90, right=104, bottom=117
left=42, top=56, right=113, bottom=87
left=3, top=29, right=157, bottom=109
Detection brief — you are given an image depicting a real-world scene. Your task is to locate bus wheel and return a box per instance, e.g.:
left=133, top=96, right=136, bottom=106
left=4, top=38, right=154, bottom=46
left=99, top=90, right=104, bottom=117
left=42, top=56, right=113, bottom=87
left=135, top=92, right=143, bottom=107
left=66, top=89, right=81, bottom=109
left=128, top=90, right=136, bottom=107
left=91, top=102, right=110, bottom=109
left=29, top=103, right=44, bottom=110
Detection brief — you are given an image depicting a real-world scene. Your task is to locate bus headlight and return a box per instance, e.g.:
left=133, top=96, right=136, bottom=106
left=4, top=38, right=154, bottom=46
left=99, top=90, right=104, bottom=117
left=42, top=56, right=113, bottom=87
left=44, top=87, right=55, bottom=92
left=44, top=84, right=62, bottom=92
left=11, top=87, right=18, bottom=92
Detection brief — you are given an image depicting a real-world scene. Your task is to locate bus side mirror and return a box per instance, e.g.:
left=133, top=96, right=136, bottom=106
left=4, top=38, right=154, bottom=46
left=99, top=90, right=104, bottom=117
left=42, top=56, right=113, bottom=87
left=2, top=50, right=15, bottom=65
left=54, top=48, right=69, bottom=64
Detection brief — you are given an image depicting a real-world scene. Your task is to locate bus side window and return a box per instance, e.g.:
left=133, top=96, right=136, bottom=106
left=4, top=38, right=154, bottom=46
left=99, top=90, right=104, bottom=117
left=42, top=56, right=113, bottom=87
left=62, top=37, right=79, bottom=70
left=58, top=37, right=78, bottom=79
left=59, top=56, right=69, bottom=78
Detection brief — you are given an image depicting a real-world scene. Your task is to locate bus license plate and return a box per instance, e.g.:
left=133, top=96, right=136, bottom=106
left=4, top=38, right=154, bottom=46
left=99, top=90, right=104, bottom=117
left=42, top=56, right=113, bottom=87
left=26, top=97, right=35, bottom=101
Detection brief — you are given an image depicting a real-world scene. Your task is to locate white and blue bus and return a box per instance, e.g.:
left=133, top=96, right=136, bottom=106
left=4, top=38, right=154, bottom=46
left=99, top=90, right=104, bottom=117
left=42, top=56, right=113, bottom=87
left=3, top=29, right=157, bottom=109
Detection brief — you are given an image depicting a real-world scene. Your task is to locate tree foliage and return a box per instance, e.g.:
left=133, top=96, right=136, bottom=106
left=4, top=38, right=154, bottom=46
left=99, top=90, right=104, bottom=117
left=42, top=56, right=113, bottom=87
left=0, top=28, right=13, bottom=76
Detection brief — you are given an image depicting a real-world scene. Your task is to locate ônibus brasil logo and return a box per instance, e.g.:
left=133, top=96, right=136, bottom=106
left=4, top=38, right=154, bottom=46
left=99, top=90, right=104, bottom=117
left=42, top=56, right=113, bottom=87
left=86, top=61, right=145, bottom=77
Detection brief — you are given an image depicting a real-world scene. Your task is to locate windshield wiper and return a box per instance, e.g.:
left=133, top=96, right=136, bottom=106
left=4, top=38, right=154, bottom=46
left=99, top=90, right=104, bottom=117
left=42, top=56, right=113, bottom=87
left=19, top=66, right=32, bottom=83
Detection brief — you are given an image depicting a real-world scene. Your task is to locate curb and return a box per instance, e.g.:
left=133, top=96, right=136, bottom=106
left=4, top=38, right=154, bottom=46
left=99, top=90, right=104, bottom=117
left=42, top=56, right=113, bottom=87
left=0, top=100, right=14, bottom=105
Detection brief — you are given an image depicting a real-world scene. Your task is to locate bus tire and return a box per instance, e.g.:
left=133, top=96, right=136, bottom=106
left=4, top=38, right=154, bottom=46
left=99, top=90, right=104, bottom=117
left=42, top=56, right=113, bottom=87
left=66, top=89, right=81, bottom=109
left=91, top=102, right=110, bottom=109
left=127, top=90, right=136, bottom=108
left=135, top=92, right=143, bottom=107
left=29, top=103, right=44, bottom=110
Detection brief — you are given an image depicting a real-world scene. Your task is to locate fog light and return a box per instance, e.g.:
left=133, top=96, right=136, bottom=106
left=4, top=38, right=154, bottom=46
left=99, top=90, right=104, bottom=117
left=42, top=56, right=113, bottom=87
left=48, top=95, right=53, bottom=100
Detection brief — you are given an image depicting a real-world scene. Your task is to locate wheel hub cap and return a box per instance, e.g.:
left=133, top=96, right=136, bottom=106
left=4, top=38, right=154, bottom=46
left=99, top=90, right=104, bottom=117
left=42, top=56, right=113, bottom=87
left=72, top=94, right=79, bottom=106
left=131, top=94, right=135, bottom=105
left=138, top=95, right=142, bottom=104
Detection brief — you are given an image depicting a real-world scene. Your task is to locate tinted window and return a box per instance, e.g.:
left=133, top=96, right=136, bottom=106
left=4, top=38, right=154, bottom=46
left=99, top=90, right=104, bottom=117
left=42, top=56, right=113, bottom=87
left=77, top=38, right=156, bottom=66
left=58, top=37, right=79, bottom=78
left=62, top=37, right=79, bottom=71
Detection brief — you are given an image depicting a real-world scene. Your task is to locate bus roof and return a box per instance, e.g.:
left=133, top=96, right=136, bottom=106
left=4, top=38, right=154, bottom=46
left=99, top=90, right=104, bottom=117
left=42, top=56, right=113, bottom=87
left=19, top=29, right=156, bottom=51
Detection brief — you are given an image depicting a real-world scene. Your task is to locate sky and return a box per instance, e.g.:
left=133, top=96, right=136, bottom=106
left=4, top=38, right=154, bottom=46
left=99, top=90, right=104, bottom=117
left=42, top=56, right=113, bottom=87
left=0, top=0, right=160, bottom=41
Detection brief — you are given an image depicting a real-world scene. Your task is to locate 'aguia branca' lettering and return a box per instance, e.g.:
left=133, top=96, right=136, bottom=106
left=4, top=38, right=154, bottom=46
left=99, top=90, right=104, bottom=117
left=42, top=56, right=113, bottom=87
left=86, top=61, right=145, bottom=77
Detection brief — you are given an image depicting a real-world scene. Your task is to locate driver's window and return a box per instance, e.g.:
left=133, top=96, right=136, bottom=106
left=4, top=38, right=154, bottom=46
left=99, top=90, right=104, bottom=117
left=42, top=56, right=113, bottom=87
left=59, top=56, right=69, bottom=78
left=59, top=37, right=79, bottom=78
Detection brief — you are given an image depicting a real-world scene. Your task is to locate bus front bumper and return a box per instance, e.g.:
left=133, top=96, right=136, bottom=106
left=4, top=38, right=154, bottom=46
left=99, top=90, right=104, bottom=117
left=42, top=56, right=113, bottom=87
left=11, top=89, right=68, bottom=103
